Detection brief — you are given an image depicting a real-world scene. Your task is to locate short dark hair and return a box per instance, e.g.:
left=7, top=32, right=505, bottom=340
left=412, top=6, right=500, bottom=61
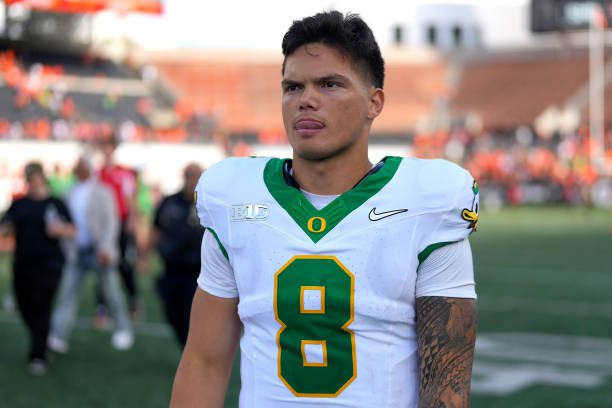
left=24, top=161, right=44, bottom=182
left=282, top=10, right=385, bottom=89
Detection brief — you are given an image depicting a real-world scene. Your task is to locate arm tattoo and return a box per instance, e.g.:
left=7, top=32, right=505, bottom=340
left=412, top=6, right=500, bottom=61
left=416, top=296, right=477, bottom=408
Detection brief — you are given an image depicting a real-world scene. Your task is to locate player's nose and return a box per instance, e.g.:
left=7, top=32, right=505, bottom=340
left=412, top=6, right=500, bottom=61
left=299, top=85, right=319, bottom=111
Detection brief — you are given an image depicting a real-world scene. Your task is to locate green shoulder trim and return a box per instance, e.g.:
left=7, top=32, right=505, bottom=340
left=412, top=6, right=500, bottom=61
left=418, top=241, right=454, bottom=265
left=264, top=156, right=402, bottom=243
left=205, top=227, right=229, bottom=261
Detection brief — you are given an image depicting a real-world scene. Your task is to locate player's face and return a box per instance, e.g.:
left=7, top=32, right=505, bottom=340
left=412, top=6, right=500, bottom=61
left=282, top=43, right=383, bottom=162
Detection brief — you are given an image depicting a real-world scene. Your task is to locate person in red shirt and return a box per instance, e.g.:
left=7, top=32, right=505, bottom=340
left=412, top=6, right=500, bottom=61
left=96, top=136, right=141, bottom=320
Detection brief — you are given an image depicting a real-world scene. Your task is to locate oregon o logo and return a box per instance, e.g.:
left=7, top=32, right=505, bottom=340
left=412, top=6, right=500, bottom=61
left=307, top=217, right=327, bottom=233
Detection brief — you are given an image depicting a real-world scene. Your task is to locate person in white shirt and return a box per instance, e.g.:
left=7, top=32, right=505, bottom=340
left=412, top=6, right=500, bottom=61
left=48, top=157, right=134, bottom=353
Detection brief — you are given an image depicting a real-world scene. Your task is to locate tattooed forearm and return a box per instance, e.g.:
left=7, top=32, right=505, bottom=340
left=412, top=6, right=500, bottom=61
left=416, top=296, right=477, bottom=408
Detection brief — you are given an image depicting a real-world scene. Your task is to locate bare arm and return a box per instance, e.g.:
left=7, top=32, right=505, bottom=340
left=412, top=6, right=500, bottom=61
left=170, top=288, right=241, bottom=408
left=416, top=296, right=477, bottom=408
left=0, top=221, right=12, bottom=237
left=134, top=226, right=159, bottom=274
left=146, top=227, right=159, bottom=252
left=46, top=219, right=76, bottom=239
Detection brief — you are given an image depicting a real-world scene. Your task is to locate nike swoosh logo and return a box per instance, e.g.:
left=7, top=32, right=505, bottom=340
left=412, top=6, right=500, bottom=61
left=368, top=207, right=408, bottom=221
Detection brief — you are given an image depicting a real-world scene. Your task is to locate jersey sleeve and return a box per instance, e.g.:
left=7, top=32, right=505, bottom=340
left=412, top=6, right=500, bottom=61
left=193, top=159, right=238, bottom=297
left=54, top=198, right=73, bottom=223
left=415, top=238, right=476, bottom=299
left=194, top=161, right=231, bottom=259
left=417, top=162, right=479, bottom=264
left=197, top=226, right=238, bottom=298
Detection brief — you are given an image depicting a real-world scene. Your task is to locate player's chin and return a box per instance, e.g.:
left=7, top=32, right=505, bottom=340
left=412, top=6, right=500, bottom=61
left=293, top=144, right=348, bottom=162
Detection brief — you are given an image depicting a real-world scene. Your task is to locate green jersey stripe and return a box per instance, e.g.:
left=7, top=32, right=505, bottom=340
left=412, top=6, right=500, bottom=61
left=418, top=241, right=454, bottom=265
left=206, top=227, right=229, bottom=261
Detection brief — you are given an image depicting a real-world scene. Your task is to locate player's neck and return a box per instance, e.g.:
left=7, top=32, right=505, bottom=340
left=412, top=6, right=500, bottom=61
left=291, top=154, right=373, bottom=195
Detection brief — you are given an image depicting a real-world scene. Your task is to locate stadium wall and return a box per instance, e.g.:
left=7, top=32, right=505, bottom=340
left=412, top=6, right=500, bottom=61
left=0, top=140, right=411, bottom=212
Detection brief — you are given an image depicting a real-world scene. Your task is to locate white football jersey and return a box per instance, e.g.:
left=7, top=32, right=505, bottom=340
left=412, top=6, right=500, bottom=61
left=195, top=156, right=479, bottom=407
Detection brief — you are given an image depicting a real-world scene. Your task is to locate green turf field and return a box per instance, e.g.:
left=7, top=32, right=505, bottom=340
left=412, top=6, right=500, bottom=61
left=0, top=206, right=610, bottom=407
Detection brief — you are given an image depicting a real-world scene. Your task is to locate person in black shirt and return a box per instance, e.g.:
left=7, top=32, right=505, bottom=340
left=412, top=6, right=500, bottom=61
left=0, top=162, right=75, bottom=375
left=150, top=163, right=204, bottom=346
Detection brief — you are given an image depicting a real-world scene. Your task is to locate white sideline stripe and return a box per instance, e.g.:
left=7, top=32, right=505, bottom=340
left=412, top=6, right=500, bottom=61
left=476, top=333, right=612, bottom=371
left=478, top=296, right=612, bottom=318
left=472, top=363, right=606, bottom=395
left=0, top=314, right=173, bottom=338
left=472, top=332, right=612, bottom=395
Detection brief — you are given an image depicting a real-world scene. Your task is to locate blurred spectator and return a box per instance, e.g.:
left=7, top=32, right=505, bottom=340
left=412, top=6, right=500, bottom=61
left=134, top=167, right=154, bottom=253
left=0, top=235, right=15, bottom=314
left=96, top=136, right=141, bottom=323
left=0, top=49, right=215, bottom=143
left=48, top=157, right=134, bottom=354
left=48, top=163, right=75, bottom=198
left=0, top=162, right=75, bottom=376
left=417, top=126, right=611, bottom=207
left=150, top=163, right=204, bottom=346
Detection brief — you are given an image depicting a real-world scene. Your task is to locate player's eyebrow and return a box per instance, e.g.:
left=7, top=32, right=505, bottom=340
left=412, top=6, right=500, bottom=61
left=281, top=79, right=301, bottom=88
left=316, top=74, right=348, bottom=83
left=281, top=74, right=349, bottom=87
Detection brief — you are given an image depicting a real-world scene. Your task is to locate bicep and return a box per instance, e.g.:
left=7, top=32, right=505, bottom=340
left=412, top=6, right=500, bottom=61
left=171, top=289, right=240, bottom=407
left=416, top=296, right=477, bottom=408
left=186, top=228, right=240, bottom=359
left=184, top=288, right=241, bottom=364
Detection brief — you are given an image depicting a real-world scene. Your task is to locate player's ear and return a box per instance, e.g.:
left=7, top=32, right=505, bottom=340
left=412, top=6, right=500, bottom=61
left=367, top=87, right=384, bottom=120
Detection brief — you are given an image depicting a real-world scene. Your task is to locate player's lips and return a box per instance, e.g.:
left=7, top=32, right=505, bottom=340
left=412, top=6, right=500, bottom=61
left=294, top=118, right=325, bottom=136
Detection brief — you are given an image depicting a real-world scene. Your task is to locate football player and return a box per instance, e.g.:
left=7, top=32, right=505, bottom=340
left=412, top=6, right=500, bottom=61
left=171, top=10, right=478, bottom=407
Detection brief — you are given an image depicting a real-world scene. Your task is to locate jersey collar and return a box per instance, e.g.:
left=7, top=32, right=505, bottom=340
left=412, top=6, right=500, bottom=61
left=263, top=156, right=402, bottom=243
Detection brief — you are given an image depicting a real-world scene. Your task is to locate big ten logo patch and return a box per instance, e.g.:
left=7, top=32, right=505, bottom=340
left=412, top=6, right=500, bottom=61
left=231, top=204, right=270, bottom=221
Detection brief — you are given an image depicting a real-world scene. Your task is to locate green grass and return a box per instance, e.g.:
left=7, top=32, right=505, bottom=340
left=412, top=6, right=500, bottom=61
left=472, top=207, right=612, bottom=337
left=0, top=266, right=182, bottom=407
left=0, top=206, right=611, bottom=407
left=470, top=206, right=612, bottom=408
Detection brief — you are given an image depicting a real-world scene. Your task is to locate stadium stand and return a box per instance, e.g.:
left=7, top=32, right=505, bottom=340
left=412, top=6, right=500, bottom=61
left=449, top=49, right=612, bottom=130
left=147, top=48, right=449, bottom=142
left=0, top=47, right=216, bottom=142
left=0, top=5, right=609, bottom=208
left=443, top=49, right=612, bottom=207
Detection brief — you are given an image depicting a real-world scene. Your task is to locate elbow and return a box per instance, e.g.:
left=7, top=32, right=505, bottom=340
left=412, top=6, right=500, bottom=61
left=65, top=224, right=77, bottom=238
